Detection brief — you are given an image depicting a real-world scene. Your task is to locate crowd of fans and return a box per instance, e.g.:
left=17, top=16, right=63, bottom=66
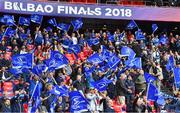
left=0, top=16, right=180, bottom=113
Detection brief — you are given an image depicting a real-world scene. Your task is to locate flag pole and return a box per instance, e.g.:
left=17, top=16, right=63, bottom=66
left=29, top=81, right=39, bottom=103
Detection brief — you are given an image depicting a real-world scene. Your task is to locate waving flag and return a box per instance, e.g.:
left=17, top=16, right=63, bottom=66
left=91, top=77, right=112, bottom=92
left=18, top=17, right=30, bottom=26
left=69, top=91, right=88, bottom=113
left=135, top=29, right=145, bottom=40
left=107, top=54, right=121, bottom=69
left=57, top=23, right=70, bottom=32
left=32, top=64, right=48, bottom=76
left=87, top=53, right=103, bottom=64
left=12, top=53, right=33, bottom=69
left=71, top=18, right=83, bottom=31
left=0, top=15, right=15, bottom=26
left=147, top=83, right=159, bottom=101
left=69, top=44, right=81, bottom=54
left=86, top=38, right=100, bottom=46
left=166, top=55, right=174, bottom=72
left=31, top=14, right=43, bottom=24
left=48, top=18, right=57, bottom=27
left=49, top=85, right=69, bottom=96
left=4, top=27, right=16, bottom=37
left=0, top=34, right=2, bottom=42
left=100, top=45, right=112, bottom=61
left=173, top=67, right=180, bottom=88
left=127, top=20, right=138, bottom=29
left=144, top=72, right=157, bottom=83
left=126, top=57, right=142, bottom=69
left=156, top=95, right=165, bottom=106
left=152, top=24, right=158, bottom=33
left=108, top=34, right=115, bottom=42
left=159, top=35, right=168, bottom=45
left=31, top=83, right=41, bottom=113
left=46, top=51, right=69, bottom=70
left=45, top=27, right=52, bottom=32
left=50, top=51, right=69, bottom=64
left=119, top=32, right=125, bottom=41
left=121, top=46, right=136, bottom=60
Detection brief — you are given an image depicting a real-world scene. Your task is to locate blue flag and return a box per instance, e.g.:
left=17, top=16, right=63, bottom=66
left=48, top=18, right=57, bottom=27
left=0, top=15, right=15, bottom=26
left=4, top=27, right=16, bottom=37
left=100, top=45, right=113, bottom=61
left=87, top=53, right=103, bottom=64
left=31, top=83, right=41, bottom=113
left=156, top=95, right=165, bottom=106
left=71, top=18, right=83, bottom=31
left=135, top=29, right=145, bottom=40
left=49, top=85, right=69, bottom=96
left=12, top=53, right=33, bottom=69
left=86, top=38, right=100, bottom=46
left=45, top=26, right=52, bottom=32
left=108, top=34, right=115, bottom=42
left=125, top=57, right=142, bottom=69
left=91, top=77, right=112, bottom=92
left=9, top=68, right=23, bottom=76
left=127, top=20, right=138, bottom=29
left=20, top=33, right=28, bottom=40
left=31, top=14, right=43, bottom=24
left=159, top=35, right=168, bottom=45
left=144, top=72, right=157, bottom=83
left=121, top=46, right=136, bottom=60
left=152, top=24, right=158, bottom=33
left=107, top=54, right=121, bottom=69
left=32, top=64, right=48, bottom=76
left=0, top=34, right=2, bottom=42
left=119, top=32, right=125, bottom=41
left=166, top=55, right=174, bottom=72
left=147, top=83, right=158, bottom=101
left=18, top=17, right=30, bottom=26
left=69, top=91, right=88, bottom=112
left=69, top=44, right=81, bottom=54
left=45, top=51, right=69, bottom=70
left=173, top=67, right=180, bottom=88
left=57, top=23, right=70, bottom=32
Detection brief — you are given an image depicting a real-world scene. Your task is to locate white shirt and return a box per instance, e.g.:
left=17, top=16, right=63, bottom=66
left=72, top=36, right=78, bottom=45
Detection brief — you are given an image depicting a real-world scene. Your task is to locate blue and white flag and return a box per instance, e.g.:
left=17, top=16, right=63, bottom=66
left=49, top=85, right=69, bottom=96
left=135, top=29, right=145, bottom=40
left=152, top=24, right=158, bottom=33
left=9, top=68, right=23, bottom=76
left=57, top=23, right=70, bottom=32
left=121, top=46, right=136, bottom=60
left=107, top=54, right=121, bottom=69
left=32, top=64, right=48, bottom=76
left=100, top=45, right=112, bottom=61
left=4, top=27, right=16, bottom=37
left=31, top=83, right=41, bottom=113
left=147, top=83, right=158, bottom=101
left=48, top=18, right=57, bottom=27
left=18, top=17, right=30, bottom=26
left=12, top=53, right=33, bottom=69
left=31, top=14, right=43, bottom=24
left=45, top=27, right=52, bottom=32
left=71, top=18, right=83, bottom=31
left=159, top=35, right=168, bottom=45
left=20, top=33, right=28, bottom=40
left=69, top=91, right=88, bottom=113
left=0, top=34, right=2, bottom=42
left=108, top=34, right=115, bottom=42
left=156, top=95, right=165, bottom=106
left=144, top=72, right=157, bottom=83
left=166, top=55, right=174, bottom=72
left=119, top=32, right=125, bottom=41
left=87, top=53, right=103, bottom=64
left=86, top=38, right=100, bottom=46
left=45, top=51, right=69, bottom=70
left=50, top=51, right=69, bottom=64
left=127, top=20, right=138, bottom=29
left=0, top=15, right=15, bottom=26
left=125, top=57, right=142, bottom=69
left=91, top=77, right=112, bottom=92
left=173, top=67, right=180, bottom=88
left=69, top=44, right=81, bottom=54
